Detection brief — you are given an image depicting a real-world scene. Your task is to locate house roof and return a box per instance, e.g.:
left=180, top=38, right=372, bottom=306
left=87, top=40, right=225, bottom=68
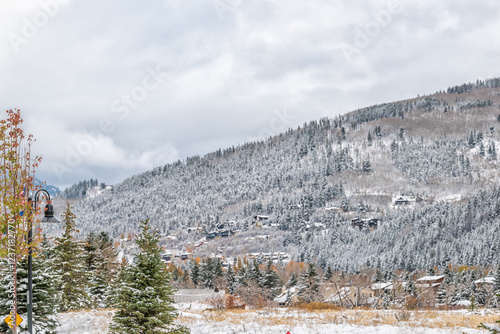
left=416, top=275, right=444, bottom=282
left=273, top=286, right=298, bottom=303
left=474, top=277, right=496, bottom=284
left=371, top=282, right=393, bottom=290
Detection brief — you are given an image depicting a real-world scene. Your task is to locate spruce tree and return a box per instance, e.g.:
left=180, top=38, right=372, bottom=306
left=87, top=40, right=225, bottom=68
left=0, top=251, right=60, bottom=333
left=104, top=257, right=128, bottom=308
left=260, top=260, right=280, bottom=299
left=86, top=232, right=118, bottom=308
left=494, top=266, right=500, bottom=306
left=52, top=203, right=91, bottom=311
left=189, top=260, right=200, bottom=287
left=324, top=266, right=333, bottom=281
left=299, top=263, right=321, bottom=303
left=225, top=265, right=237, bottom=295
left=287, top=273, right=298, bottom=288
left=108, top=218, right=188, bottom=334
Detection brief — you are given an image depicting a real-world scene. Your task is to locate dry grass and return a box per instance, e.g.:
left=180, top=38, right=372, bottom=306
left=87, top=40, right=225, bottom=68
left=177, top=306, right=500, bottom=330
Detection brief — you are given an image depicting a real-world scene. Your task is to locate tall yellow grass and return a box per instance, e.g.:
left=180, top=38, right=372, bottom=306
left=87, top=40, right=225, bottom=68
left=177, top=306, right=500, bottom=330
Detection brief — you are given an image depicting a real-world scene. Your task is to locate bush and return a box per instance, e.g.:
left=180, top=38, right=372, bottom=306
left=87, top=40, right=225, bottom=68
left=206, top=294, right=226, bottom=311
left=225, top=295, right=246, bottom=310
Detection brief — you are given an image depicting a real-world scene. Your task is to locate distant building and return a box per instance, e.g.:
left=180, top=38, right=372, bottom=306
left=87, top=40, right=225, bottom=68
left=416, top=275, right=444, bottom=290
left=371, top=282, right=393, bottom=296
left=274, top=286, right=299, bottom=306
left=474, top=276, right=496, bottom=289
left=324, top=285, right=375, bottom=307
left=351, top=218, right=378, bottom=230
left=174, top=289, right=225, bottom=303
left=206, top=231, right=218, bottom=239
left=253, top=215, right=269, bottom=223
left=394, top=197, right=410, bottom=205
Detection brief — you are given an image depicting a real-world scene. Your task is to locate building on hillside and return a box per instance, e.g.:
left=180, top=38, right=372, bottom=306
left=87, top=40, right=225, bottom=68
left=394, top=196, right=410, bottom=206
left=187, top=227, right=203, bottom=233
left=274, top=286, right=300, bottom=306
left=206, top=231, right=218, bottom=239
left=253, top=215, right=269, bottom=223
left=415, top=275, right=444, bottom=290
left=324, top=285, right=376, bottom=307
left=325, top=206, right=342, bottom=213
left=371, top=282, right=393, bottom=296
left=351, top=218, right=378, bottom=230
left=161, top=252, right=175, bottom=262
left=177, top=252, right=193, bottom=261
left=474, top=276, right=496, bottom=289
left=174, top=289, right=225, bottom=303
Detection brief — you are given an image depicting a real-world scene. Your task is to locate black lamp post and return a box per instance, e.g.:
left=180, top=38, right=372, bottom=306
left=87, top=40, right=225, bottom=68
left=28, top=189, right=60, bottom=334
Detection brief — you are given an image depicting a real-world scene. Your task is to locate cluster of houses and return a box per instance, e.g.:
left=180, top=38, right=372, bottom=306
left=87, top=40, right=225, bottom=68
left=274, top=274, right=497, bottom=307
left=245, top=252, right=291, bottom=264
left=205, top=221, right=239, bottom=240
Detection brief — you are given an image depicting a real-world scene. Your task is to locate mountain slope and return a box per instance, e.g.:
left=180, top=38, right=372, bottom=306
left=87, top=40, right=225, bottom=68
left=61, top=78, right=500, bottom=271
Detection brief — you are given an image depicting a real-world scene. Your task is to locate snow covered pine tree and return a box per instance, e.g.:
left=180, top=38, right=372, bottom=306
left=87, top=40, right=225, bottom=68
left=109, top=218, right=189, bottom=334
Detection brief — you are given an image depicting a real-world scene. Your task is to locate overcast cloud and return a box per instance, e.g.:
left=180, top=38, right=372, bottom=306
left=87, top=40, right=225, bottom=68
left=1, top=0, right=499, bottom=188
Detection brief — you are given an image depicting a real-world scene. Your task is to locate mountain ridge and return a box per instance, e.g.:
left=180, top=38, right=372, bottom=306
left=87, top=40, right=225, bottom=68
left=50, top=78, right=500, bottom=272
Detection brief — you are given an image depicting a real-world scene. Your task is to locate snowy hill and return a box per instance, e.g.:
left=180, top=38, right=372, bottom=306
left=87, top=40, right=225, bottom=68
left=51, top=78, right=500, bottom=272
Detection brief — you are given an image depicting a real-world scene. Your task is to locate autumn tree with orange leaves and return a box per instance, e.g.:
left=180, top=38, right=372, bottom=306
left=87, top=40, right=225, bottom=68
left=0, top=109, right=43, bottom=334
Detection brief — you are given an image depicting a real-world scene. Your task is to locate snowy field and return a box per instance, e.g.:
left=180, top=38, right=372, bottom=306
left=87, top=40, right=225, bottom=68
left=56, top=304, right=499, bottom=334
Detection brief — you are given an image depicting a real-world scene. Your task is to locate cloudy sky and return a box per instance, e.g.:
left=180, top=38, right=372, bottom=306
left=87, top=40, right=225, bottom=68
left=1, top=0, right=499, bottom=189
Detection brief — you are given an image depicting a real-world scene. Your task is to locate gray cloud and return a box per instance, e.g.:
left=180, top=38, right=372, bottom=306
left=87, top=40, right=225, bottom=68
left=1, top=0, right=499, bottom=188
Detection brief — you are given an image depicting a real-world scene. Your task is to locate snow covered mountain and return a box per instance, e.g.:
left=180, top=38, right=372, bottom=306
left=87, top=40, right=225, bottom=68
left=59, top=78, right=500, bottom=272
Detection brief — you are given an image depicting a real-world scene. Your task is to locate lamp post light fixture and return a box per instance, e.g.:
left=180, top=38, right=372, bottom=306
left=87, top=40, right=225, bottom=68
left=28, top=189, right=60, bottom=334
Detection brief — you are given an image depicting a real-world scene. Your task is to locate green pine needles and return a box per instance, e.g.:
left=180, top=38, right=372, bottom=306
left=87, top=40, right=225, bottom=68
left=108, top=218, right=189, bottom=334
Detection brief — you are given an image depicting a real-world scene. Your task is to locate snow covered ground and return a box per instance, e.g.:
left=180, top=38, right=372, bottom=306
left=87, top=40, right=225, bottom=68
left=56, top=304, right=498, bottom=334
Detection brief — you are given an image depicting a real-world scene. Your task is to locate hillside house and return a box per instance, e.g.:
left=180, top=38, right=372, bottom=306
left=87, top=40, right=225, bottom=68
left=161, top=252, right=175, bottom=262
left=174, top=289, right=225, bottom=303
left=416, top=275, right=444, bottom=290
left=351, top=218, right=378, bottom=230
left=474, top=276, right=496, bottom=289
left=324, top=285, right=375, bottom=307
left=206, top=231, right=218, bottom=239
left=325, top=206, right=342, bottom=213
left=177, top=252, right=193, bottom=261
left=394, top=197, right=410, bottom=205
left=253, top=215, right=269, bottom=223
left=371, top=282, right=393, bottom=296
left=187, top=227, right=203, bottom=233
left=274, top=286, right=300, bottom=306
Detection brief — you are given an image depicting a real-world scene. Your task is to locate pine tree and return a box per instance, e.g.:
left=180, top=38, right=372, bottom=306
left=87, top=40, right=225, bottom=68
left=260, top=260, right=280, bottom=299
left=86, top=232, right=118, bottom=308
left=0, top=250, right=60, bottom=334
left=52, top=203, right=91, bottom=311
left=287, top=273, right=298, bottom=288
left=494, top=266, right=500, bottom=306
left=225, top=265, right=237, bottom=295
left=324, top=266, right=333, bottom=282
left=298, top=263, right=321, bottom=303
left=108, top=218, right=188, bottom=334
left=213, top=259, right=224, bottom=292
left=104, top=257, right=128, bottom=308
left=200, top=258, right=215, bottom=289
left=190, top=260, right=200, bottom=287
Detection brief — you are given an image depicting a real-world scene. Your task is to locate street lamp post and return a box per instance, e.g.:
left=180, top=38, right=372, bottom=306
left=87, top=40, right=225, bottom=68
left=28, top=189, right=60, bottom=334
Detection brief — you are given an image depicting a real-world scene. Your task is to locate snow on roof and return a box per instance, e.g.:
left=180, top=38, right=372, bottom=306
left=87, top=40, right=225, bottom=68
left=273, top=286, right=298, bottom=303
left=474, top=276, right=496, bottom=284
left=416, top=275, right=444, bottom=282
left=371, top=282, right=393, bottom=290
